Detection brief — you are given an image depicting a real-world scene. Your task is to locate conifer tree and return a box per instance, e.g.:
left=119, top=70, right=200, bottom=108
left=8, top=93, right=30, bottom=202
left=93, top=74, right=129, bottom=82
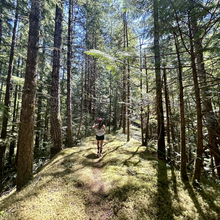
left=66, top=0, right=74, bottom=148
left=50, top=0, right=64, bottom=158
left=153, top=0, right=165, bottom=160
left=17, top=0, right=42, bottom=190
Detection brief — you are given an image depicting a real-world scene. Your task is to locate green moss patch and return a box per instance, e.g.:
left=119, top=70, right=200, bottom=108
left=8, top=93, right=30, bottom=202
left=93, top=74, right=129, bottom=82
left=1, top=130, right=220, bottom=219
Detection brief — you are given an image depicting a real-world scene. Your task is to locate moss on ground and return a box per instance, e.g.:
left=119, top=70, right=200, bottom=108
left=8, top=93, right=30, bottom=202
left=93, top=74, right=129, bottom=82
left=0, top=127, right=220, bottom=219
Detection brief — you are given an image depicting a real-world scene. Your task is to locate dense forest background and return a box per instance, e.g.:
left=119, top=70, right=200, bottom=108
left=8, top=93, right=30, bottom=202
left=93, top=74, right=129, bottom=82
left=0, top=0, right=220, bottom=191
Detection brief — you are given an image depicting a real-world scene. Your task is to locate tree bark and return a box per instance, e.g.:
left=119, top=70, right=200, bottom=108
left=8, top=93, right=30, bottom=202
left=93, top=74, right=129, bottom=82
left=122, top=12, right=127, bottom=134
left=0, top=6, right=2, bottom=48
left=126, top=16, right=130, bottom=142
left=174, top=32, right=188, bottom=181
left=197, top=44, right=220, bottom=179
left=0, top=7, right=2, bottom=103
left=143, top=54, right=149, bottom=147
left=127, top=62, right=130, bottom=142
left=191, top=54, right=203, bottom=185
left=34, top=40, right=45, bottom=158
left=66, top=0, right=74, bottom=148
left=9, top=57, right=21, bottom=165
left=188, top=16, right=203, bottom=185
left=17, top=0, right=41, bottom=190
left=77, top=63, right=84, bottom=139
left=113, top=81, right=118, bottom=130
left=43, top=97, right=49, bottom=150
left=109, top=72, right=112, bottom=133
left=50, top=1, right=64, bottom=158
left=153, top=0, right=165, bottom=160
left=140, top=43, right=144, bottom=145
left=163, top=68, right=171, bottom=162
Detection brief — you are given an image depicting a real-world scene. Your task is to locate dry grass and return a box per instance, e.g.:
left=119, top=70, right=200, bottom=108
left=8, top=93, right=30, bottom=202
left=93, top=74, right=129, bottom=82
left=1, top=126, right=220, bottom=220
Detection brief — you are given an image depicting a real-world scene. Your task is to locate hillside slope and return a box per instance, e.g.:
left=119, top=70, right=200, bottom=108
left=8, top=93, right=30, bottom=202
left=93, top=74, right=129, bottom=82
left=0, top=129, right=220, bottom=220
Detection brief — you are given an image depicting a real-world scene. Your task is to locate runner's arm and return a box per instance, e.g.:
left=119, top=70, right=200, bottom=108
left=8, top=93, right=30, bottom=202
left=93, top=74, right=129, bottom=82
left=92, top=124, right=97, bottom=129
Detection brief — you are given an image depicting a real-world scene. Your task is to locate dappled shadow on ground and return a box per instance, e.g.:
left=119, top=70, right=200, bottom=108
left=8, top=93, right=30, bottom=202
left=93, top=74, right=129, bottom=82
left=197, top=187, right=220, bottom=219
left=2, top=134, right=220, bottom=220
left=123, top=146, right=141, bottom=166
left=155, top=161, right=174, bottom=219
left=171, top=167, right=179, bottom=201
left=183, top=181, right=213, bottom=219
left=85, top=153, right=98, bottom=159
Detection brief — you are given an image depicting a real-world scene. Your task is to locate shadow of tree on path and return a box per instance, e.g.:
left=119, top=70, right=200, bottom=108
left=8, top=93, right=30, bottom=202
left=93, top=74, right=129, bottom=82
left=183, top=181, right=206, bottom=219
left=197, top=187, right=220, bottom=219
left=156, top=160, right=174, bottom=219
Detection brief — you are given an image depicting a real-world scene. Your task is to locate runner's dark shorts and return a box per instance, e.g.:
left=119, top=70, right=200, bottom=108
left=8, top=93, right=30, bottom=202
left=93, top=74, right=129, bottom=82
left=96, top=135, right=104, bottom=140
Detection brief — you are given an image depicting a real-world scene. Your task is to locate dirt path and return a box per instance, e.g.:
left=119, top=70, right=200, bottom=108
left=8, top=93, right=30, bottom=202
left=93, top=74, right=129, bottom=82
left=85, top=155, right=114, bottom=220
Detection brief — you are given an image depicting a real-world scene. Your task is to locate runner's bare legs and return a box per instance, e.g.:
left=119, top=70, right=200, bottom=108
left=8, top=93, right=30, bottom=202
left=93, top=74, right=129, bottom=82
left=100, top=140, right=104, bottom=155
left=97, top=140, right=100, bottom=154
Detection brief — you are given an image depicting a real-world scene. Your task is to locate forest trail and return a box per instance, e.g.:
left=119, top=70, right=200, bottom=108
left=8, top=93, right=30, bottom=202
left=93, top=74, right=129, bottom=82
left=1, top=128, right=220, bottom=220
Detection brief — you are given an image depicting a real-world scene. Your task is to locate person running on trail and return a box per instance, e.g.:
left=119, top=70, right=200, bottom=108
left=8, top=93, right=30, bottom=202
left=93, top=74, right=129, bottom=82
left=92, top=118, right=106, bottom=156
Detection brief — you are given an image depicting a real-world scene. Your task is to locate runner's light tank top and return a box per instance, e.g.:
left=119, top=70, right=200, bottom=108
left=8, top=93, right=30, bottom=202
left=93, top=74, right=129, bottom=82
left=96, top=126, right=104, bottom=136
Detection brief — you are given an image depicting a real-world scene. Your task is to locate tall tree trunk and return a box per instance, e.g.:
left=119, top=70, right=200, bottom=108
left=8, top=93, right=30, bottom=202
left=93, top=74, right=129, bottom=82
left=191, top=54, right=203, bottom=186
left=77, top=64, right=84, bottom=139
left=9, top=57, right=21, bottom=165
left=0, top=6, right=2, bottom=96
left=163, top=68, right=171, bottom=162
left=122, top=12, right=127, bottom=134
left=0, top=0, right=19, bottom=180
left=109, top=72, right=112, bottom=133
left=197, top=44, right=220, bottom=179
left=174, top=33, right=188, bottom=181
left=113, top=81, right=118, bottom=130
left=43, top=97, right=49, bottom=149
left=188, top=16, right=203, bottom=185
left=34, top=75, right=43, bottom=158
left=34, top=39, right=46, bottom=158
left=92, top=59, right=96, bottom=121
left=140, top=43, right=144, bottom=145
left=84, top=53, right=88, bottom=115
left=84, top=54, right=89, bottom=137
left=66, top=0, right=74, bottom=148
left=144, top=55, right=150, bottom=147
left=126, top=15, right=130, bottom=142
left=0, top=82, right=3, bottom=102
left=50, top=1, right=64, bottom=158
left=127, top=63, right=130, bottom=142
left=17, top=0, right=41, bottom=190
left=153, top=0, right=165, bottom=160
left=0, top=6, right=2, bottom=48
